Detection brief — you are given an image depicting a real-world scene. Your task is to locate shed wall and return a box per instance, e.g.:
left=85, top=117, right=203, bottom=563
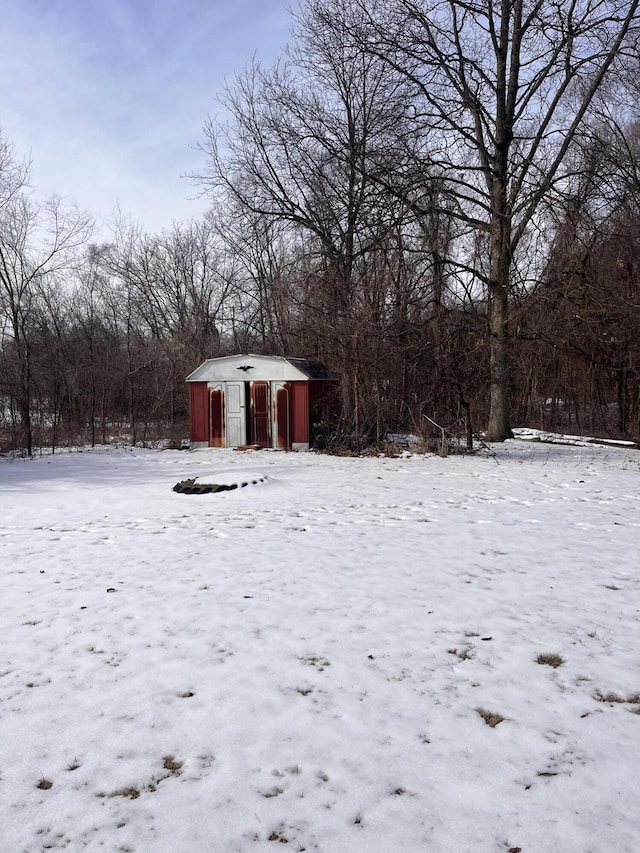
left=290, top=382, right=309, bottom=446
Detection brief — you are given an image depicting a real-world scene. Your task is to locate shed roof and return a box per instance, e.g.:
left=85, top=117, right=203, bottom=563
left=186, top=354, right=331, bottom=383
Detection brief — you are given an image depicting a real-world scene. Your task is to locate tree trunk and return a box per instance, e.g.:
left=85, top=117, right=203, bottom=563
left=486, top=212, right=514, bottom=442
left=19, top=348, right=33, bottom=457
left=486, top=283, right=512, bottom=441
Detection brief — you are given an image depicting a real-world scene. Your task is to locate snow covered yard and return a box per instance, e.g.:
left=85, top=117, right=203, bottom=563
left=1, top=442, right=639, bottom=853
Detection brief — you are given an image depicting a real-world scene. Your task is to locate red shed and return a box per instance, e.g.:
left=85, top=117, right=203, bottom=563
left=186, top=354, right=338, bottom=450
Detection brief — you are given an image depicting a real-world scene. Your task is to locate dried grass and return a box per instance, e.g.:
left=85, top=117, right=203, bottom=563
left=476, top=708, right=506, bottom=727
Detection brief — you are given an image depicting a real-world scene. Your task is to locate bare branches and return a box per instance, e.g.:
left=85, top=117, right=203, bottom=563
left=344, top=0, right=640, bottom=439
left=0, top=137, right=94, bottom=455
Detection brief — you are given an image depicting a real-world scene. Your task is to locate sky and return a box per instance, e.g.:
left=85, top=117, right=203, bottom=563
left=0, top=0, right=297, bottom=235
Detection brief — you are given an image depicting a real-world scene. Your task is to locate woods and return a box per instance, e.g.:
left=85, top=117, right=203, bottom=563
left=1, top=0, right=640, bottom=454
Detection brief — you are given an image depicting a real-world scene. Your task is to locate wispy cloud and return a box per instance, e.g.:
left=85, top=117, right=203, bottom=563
left=0, top=0, right=295, bottom=233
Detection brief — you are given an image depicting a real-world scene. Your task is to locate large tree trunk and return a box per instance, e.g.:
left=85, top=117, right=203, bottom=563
left=486, top=176, right=513, bottom=441
left=486, top=279, right=512, bottom=442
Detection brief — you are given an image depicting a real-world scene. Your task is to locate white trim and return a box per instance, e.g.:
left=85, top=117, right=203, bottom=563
left=187, top=354, right=312, bottom=383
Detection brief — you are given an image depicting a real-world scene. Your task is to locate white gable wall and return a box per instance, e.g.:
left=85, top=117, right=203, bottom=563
left=186, top=354, right=311, bottom=383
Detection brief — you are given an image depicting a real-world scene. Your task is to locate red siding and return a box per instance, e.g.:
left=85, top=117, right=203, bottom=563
left=189, top=382, right=209, bottom=442
left=290, top=382, right=309, bottom=445
left=250, top=381, right=271, bottom=447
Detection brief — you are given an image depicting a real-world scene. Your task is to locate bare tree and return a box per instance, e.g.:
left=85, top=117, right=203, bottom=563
left=195, top=0, right=415, bottom=431
left=350, top=0, right=640, bottom=439
left=0, top=180, right=93, bottom=454
left=517, top=116, right=640, bottom=437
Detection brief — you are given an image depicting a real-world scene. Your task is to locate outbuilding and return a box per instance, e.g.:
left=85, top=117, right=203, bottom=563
left=186, top=354, right=338, bottom=450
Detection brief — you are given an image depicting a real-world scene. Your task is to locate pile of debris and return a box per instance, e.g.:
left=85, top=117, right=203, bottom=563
left=172, top=476, right=265, bottom=494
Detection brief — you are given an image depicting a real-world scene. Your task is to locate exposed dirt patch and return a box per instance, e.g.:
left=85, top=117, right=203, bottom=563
left=536, top=653, right=565, bottom=668
left=477, top=708, right=507, bottom=727
left=595, top=691, right=640, bottom=704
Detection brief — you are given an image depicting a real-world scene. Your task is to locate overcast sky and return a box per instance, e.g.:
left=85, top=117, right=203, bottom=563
left=0, top=0, right=296, bottom=235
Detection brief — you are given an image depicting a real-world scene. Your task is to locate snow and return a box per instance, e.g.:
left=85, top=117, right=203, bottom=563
left=512, top=427, right=638, bottom=448
left=1, top=441, right=639, bottom=853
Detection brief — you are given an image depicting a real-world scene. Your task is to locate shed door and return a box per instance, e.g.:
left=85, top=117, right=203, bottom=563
left=189, top=382, right=209, bottom=443
left=272, top=381, right=291, bottom=450
left=250, top=381, right=271, bottom=447
left=225, top=381, right=247, bottom=447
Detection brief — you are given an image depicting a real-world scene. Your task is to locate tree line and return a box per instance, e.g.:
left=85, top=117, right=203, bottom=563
left=2, top=0, right=639, bottom=455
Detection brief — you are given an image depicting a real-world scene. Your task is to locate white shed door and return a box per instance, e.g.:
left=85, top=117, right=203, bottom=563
left=225, top=382, right=247, bottom=447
